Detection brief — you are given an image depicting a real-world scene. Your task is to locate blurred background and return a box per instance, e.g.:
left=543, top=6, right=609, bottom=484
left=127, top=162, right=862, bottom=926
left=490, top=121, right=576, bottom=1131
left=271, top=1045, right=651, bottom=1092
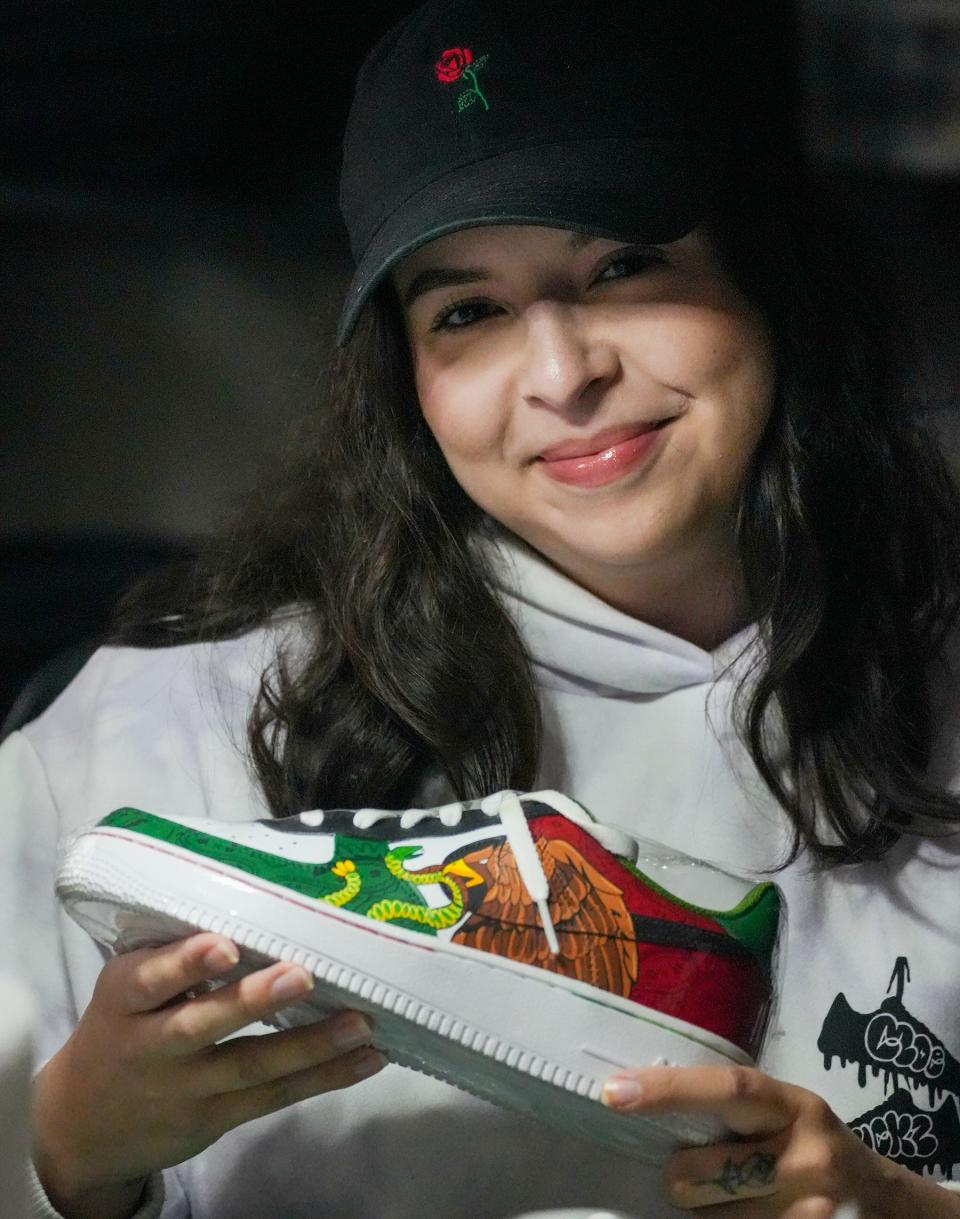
left=2, top=0, right=960, bottom=728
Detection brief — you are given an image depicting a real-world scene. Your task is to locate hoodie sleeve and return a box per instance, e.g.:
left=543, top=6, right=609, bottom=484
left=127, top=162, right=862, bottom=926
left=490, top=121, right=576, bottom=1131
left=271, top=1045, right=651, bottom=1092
left=25, top=1161, right=167, bottom=1219
left=0, top=730, right=187, bottom=1219
left=0, top=730, right=79, bottom=1063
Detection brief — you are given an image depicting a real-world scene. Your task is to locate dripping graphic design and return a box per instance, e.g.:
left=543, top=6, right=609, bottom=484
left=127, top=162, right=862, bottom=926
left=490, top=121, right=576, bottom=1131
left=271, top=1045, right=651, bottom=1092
left=817, top=957, right=960, bottom=1178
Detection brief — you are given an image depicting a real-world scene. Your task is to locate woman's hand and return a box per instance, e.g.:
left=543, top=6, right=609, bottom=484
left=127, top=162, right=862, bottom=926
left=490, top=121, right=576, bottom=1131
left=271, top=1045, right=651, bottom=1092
left=32, top=932, right=385, bottom=1219
left=601, top=1064, right=960, bottom=1217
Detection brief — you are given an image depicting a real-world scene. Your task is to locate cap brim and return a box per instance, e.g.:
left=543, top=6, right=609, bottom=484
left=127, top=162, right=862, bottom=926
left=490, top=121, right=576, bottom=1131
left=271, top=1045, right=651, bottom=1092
left=335, top=136, right=724, bottom=345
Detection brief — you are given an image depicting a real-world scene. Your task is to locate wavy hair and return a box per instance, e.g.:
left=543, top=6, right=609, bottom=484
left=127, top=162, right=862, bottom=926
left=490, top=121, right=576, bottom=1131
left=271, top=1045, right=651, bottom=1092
left=116, top=151, right=960, bottom=867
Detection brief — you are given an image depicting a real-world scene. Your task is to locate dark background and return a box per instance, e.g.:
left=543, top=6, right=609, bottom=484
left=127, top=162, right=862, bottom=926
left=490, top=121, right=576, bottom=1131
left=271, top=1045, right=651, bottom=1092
left=3, top=1, right=960, bottom=725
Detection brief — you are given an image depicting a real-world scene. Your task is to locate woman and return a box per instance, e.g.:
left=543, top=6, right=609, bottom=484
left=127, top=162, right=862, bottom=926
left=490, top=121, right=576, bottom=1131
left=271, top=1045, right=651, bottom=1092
left=6, top=1, right=960, bottom=1216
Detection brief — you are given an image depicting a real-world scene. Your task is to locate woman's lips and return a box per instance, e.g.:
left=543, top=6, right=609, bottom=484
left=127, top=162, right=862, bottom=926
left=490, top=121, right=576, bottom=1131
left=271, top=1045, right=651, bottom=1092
left=536, top=419, right=675, bottom=488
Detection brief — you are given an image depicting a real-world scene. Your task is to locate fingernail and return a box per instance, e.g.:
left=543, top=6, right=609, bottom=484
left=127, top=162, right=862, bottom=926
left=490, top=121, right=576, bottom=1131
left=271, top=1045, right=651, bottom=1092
left=602, top=1074, right=644, bottom=1108
left=352, top=1049, right=387, bottom=1080
left=331, top=1013, right=373, bottom=1052
left=202, top=942, right=239, bottom=972
left=270, top=966, right=312, bottom=1004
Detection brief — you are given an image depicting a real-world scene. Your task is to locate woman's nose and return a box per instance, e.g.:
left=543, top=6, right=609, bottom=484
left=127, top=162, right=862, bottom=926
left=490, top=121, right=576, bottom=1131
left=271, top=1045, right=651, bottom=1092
left=517, top=301, right=619, bottom=416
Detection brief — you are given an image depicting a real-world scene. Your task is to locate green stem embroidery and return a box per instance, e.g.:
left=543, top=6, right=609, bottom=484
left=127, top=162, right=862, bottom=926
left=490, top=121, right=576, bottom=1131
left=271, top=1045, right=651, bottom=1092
left=463, top=67, right=488, bottom=110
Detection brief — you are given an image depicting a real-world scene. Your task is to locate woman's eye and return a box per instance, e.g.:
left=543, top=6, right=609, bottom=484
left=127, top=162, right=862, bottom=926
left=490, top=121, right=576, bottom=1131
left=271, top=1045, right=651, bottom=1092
left=425, top=253, right=663, bottom=332
left=429, top=299, right=500, bottom=332
left=595, top=251, right=664, bottom=284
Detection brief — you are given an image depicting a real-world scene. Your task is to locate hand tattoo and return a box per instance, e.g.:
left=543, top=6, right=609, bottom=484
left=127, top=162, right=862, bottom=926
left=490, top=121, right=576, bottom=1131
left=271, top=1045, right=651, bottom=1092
left=698, top=1152, right=777, bottom=1196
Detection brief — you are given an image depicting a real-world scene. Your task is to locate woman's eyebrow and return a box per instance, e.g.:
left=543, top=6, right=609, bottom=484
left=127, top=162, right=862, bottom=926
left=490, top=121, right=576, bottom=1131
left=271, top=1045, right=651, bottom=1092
left=401, top=266, right=489, bottom=309
left=400, top=232, right=610, bottom=308
left=567, top=231, right=600, bottom=252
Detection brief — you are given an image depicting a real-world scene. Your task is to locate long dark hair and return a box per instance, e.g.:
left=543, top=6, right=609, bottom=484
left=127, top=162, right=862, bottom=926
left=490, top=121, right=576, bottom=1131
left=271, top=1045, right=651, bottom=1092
left=115, top=152, right=960, bottom=868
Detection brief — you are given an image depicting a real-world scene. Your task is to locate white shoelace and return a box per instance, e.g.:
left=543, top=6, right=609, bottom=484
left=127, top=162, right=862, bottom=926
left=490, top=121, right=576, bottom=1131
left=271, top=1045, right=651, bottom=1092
left=301, top=789, right=639, bottom=957
left=482, top=790, right=560, bottom=955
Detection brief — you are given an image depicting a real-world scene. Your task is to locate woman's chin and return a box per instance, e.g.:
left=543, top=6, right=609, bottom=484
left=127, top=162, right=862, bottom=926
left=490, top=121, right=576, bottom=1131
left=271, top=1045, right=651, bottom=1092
left=518, top=528, right=680, bottom=585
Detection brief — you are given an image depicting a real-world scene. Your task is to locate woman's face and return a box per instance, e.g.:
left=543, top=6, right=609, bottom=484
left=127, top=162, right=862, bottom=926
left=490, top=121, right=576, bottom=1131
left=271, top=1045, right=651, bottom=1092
left=392, top=222, right=777, bottom=622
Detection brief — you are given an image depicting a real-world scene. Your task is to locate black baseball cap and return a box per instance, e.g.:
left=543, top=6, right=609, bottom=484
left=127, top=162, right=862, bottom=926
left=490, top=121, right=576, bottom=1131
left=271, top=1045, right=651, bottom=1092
left=336, top=0, right=762, bottom=345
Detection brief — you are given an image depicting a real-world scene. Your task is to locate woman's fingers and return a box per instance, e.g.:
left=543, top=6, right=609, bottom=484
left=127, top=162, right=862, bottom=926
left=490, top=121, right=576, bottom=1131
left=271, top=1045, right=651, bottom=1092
left=599, top=1065, right=797, bottom=1210
left=662, top=1132, right=788, bottom=1209
left=652, top=1195, right=837, bottom=1218
left=203, top=1045, right=387, bottom=1137
left=194, top=1011, right=376, bottom=1095
left=602, top=1064, right=801, bottom=1137
left=145, top=959, right=316, bottom=1055
left=663, top=1115, right=864, bottom=1214
left=99, top=933, right=241, bottom=1016
left=601, top=1066, right=866, bottom=1215
left=34, top=932, right=388, bottom=1195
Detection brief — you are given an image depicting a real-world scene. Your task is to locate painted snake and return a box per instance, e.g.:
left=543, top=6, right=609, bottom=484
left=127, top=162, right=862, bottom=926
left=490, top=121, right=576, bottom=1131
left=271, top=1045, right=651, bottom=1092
left=321, top=847, right=467, bottom=928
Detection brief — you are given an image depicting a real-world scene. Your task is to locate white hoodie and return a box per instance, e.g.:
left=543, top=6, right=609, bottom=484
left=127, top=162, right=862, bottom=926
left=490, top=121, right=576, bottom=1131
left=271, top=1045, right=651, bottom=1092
left=3, top=533, right=960, bottom=1219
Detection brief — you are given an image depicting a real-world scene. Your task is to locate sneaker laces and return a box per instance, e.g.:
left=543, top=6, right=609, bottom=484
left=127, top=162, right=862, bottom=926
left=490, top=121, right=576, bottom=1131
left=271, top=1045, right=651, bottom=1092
left=480, top=790, right=560, bottom=956
left=346, top=789, right=638, bottom=957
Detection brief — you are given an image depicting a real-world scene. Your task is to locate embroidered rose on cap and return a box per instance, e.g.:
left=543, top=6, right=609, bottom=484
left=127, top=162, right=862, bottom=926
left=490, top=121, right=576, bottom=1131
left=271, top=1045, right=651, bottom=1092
left=435, top=46, right=471, bottom=82
left=435, top=46, right=490, bottom=112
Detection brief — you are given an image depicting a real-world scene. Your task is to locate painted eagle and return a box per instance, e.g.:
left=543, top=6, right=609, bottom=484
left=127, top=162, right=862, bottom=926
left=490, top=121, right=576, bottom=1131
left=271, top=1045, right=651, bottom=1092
left=437, top=833, right=638, bottom=998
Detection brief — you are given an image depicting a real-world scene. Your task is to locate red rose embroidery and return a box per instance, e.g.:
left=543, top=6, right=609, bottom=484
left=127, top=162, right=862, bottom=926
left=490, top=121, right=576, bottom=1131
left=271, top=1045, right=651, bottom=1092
left=433, top=46, right=490, bottom=112
left=435, top=46, right=473, bottom=84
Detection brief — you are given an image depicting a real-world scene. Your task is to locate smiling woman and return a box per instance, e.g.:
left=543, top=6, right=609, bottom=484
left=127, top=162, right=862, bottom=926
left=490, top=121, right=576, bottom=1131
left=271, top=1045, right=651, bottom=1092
left=392, top=223, right=776, bottom=644
left=9, top=1, right=960, bottom=1218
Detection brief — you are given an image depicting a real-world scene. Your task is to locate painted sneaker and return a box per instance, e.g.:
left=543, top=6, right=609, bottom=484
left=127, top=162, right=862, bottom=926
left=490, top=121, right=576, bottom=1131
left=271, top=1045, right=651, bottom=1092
left=56, top=790, right=783, bottom=1162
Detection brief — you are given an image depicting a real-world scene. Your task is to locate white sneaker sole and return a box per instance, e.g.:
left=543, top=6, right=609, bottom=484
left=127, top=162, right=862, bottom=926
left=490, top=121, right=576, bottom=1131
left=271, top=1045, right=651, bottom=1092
left=59, top=826, right=751, bottom=1162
